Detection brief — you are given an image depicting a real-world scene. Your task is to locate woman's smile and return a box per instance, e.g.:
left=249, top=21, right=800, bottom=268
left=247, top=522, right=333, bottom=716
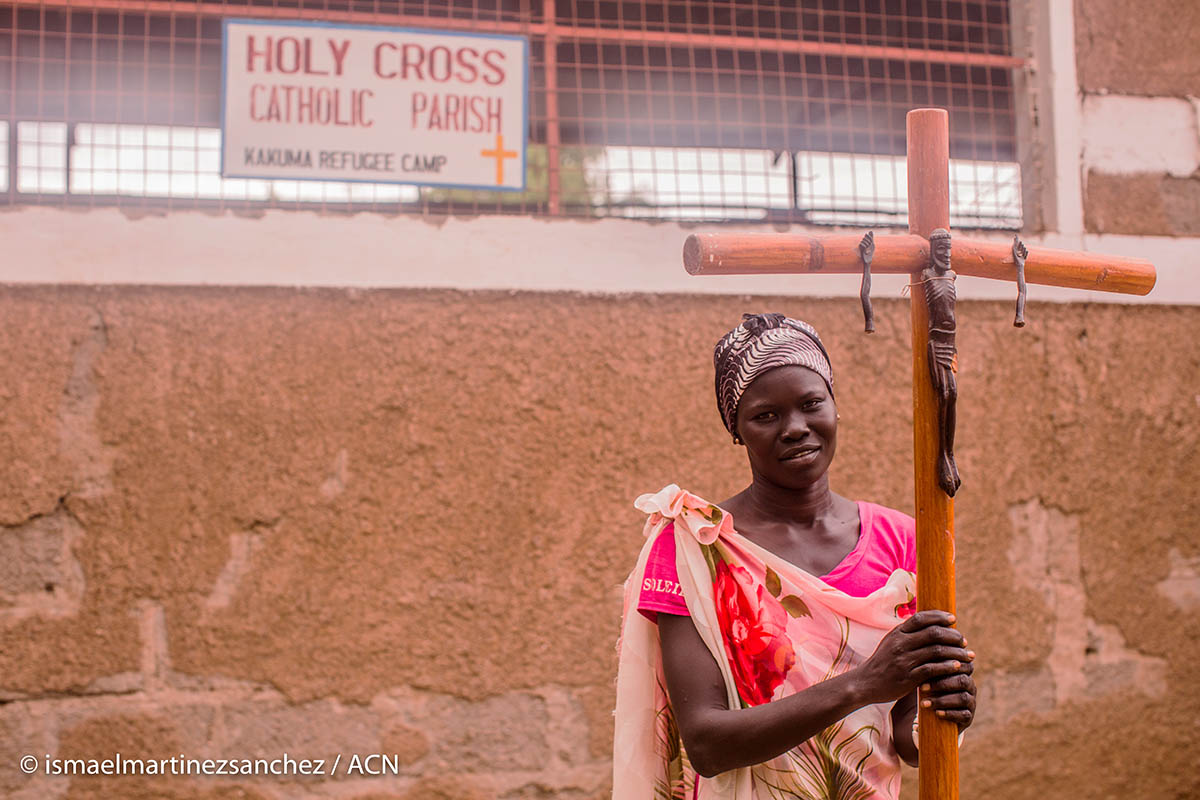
left=779, top=444, right=821, bottom=463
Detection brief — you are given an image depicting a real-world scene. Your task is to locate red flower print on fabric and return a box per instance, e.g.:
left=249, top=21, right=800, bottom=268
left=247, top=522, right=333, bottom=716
left=713, top=560, right=796, bottom=706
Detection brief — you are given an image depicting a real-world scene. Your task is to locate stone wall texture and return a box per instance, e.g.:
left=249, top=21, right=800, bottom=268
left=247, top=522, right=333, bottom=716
left=1076, top=0, right=1200, bottom=236
left=1075, top=0, right=1200, bottom=96
left=1, top=285, right=1197, bottom=799
left=1084, top=172, right=1200, bottom=236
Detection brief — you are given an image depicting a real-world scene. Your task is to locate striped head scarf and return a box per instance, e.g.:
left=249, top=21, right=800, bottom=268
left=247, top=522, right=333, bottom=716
left=714, top=313, right=834, bottom=441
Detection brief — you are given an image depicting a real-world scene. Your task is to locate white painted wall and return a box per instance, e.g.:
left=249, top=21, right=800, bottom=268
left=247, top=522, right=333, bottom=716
left=3, top=206, right=1195, bottom=304
left=1043, top=0, right=1086, bottom=237
left=1081, top=95, right=1200, bottom=176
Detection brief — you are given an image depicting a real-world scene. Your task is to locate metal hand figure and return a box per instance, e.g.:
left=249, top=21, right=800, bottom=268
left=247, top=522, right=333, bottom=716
left=1012, top=235, right=1028, bottom=328
left=923, top=228, right=961, bottom=497
left=859, top=231, right=876, bottom=333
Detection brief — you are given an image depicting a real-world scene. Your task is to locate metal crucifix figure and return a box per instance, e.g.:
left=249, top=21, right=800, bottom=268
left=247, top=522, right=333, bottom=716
left=922, top=228, right=960, bottom=497
left=681, top=108, right=1156, bottom=800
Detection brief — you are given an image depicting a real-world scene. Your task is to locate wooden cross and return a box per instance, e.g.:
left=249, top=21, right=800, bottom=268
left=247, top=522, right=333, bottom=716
left=681, top=108, right=1156, bottom=800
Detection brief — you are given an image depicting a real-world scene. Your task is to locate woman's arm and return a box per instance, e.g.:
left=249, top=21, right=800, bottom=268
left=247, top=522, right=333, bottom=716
left=659, top=609, right=972, bottom=778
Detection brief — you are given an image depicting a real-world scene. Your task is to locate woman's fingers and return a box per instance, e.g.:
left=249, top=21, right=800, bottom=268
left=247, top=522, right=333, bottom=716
left=914, top=625, right=968, bottom=647
left=920, top=670, right=977, bottom=731
left=899, top=610, right=956, bottom=633
left=908, top=644, right=972, bottom=668
left=924, top=691, right=975, bottom=711
left=925, top=672, right=975, bottom=694
left=933, top=708, right=974, bottom=727
left=912, top=659, right=968, bottom=683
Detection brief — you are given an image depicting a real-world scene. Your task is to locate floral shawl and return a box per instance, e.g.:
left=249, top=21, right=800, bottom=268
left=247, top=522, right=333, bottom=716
left=613, top=485, right=916, bottom=800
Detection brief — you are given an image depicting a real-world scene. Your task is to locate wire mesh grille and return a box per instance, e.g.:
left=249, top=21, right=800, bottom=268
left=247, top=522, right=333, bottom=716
left=2, top=0, right=1023, bottom=227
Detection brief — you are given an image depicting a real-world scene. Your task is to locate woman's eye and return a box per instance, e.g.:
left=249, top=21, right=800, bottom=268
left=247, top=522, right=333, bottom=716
left=752, top=412, right=776, bottom=422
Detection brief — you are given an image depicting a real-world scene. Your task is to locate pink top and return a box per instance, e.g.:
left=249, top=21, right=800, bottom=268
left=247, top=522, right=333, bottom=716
left=638, top=500, right=916, bottom=620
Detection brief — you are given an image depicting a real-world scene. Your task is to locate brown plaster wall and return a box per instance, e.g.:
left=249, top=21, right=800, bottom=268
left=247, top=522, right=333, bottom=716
left=1, top=286, right=1198, bottom=799
left=1084, top=171, right=1200, bottom=236
left=1075, top=0, right=1200, bottom=96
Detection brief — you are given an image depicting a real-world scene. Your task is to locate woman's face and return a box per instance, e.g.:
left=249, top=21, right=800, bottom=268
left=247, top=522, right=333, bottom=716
left=734, top=365, right=837, bottom=489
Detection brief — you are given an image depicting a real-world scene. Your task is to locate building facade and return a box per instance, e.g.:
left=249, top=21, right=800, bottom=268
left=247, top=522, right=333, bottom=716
left=1, top=2, right=1197, bottom=798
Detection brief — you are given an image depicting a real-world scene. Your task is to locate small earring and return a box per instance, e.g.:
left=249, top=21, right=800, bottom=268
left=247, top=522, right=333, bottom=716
left=836, top=414, right=841, bottom=420
left=732, top=435, right=743, bottom=445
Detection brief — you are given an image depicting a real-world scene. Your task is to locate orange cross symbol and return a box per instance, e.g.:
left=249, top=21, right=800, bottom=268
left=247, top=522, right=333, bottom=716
left=480, top=133, right=518, bottom=186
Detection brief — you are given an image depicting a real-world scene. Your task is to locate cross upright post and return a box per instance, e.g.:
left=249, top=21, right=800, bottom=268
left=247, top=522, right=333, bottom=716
left=906, top=106, right=960, bottom=800
left=681, top=107, right=1156, bottom=800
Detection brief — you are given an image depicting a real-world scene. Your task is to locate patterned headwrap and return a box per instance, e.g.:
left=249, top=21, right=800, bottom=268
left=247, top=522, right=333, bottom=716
left=713, top=312, right=834, bottom=440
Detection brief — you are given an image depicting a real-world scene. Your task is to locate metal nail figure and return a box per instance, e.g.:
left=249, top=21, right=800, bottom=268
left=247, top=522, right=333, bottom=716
left=858, top=231, right=876, bottom=333
left=923, top=228, right=961, bottom=497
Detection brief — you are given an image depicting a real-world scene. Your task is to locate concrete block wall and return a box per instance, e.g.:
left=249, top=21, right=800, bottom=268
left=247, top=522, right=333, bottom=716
left=1076, top=0, right=1200, bottom=236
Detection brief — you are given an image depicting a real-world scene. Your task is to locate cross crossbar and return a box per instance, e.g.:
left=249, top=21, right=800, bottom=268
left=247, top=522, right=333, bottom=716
left=683, top=232, right=1156, bottom=296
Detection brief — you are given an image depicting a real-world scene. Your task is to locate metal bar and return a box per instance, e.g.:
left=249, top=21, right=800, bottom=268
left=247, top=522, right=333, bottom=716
left=6, top=122, right=15, bottom=198
left=14, top=0, right=1027, bottom=69
left=6, top=3, right=15, bottom=200
left=541, top=0, right=559, bottom=214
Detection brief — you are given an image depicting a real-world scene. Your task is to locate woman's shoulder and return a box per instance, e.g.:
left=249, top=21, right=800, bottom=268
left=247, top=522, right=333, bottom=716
left=856, top=500, right=915, bottom=538
left=856, top=499, right=914, bottom=522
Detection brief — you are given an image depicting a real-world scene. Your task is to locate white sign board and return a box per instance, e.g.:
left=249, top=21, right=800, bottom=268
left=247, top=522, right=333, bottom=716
left=221, top=19, right=528, bottom=190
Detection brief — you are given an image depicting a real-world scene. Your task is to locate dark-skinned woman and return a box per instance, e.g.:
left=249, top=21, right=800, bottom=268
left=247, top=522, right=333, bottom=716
left=612, top=313, right=976, bottom=800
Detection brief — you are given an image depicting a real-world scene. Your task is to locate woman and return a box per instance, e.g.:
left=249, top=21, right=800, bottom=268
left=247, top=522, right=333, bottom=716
left=613, top=313, right=977, bottom=800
